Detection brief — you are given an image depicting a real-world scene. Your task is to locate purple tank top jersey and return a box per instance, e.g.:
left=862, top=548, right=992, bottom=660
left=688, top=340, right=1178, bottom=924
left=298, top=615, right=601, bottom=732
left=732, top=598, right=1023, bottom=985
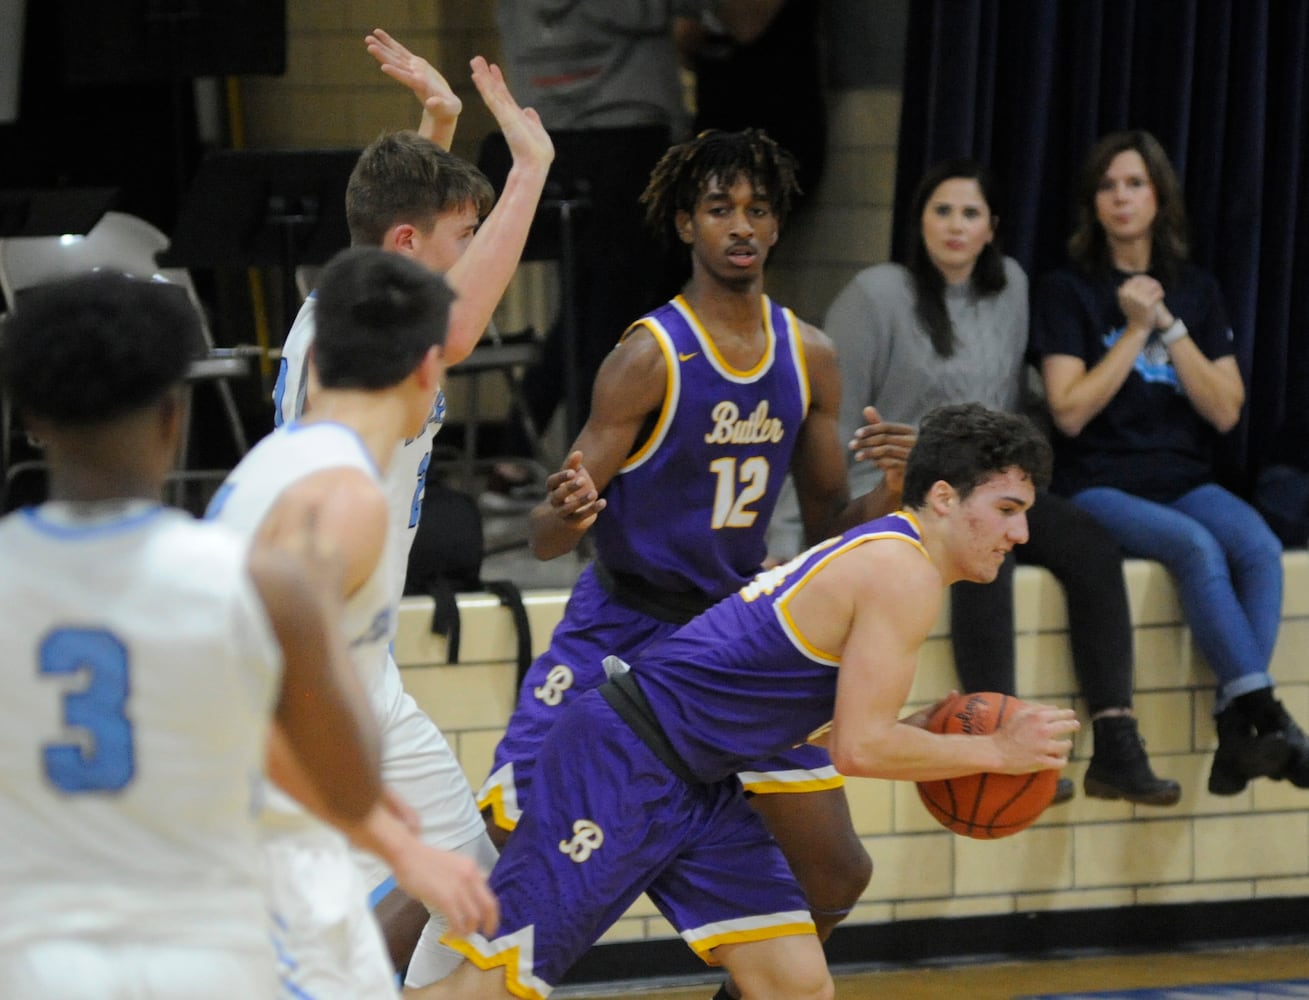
left=629, top=512, right=928, bottom=782
left=593, top=294, right=810, bottom=596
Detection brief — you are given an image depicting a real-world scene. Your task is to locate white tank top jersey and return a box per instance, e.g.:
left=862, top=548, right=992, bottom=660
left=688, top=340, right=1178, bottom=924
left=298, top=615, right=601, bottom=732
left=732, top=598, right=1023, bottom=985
left=276, top=295, right=446, bottom=607
left=206, top=421, right=396, bottom=829
left=0, top=503, right=281, bottom=950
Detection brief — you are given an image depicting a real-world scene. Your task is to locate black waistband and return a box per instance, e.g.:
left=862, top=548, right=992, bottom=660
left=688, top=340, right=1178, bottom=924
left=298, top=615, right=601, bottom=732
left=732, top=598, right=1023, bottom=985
left=598, top=671, right=702, bottom=786
left=594, top=561, right=715, bottom=625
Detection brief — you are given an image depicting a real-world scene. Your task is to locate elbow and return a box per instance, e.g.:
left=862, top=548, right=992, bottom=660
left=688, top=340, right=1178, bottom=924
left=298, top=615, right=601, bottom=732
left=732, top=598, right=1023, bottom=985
left=1212, top=393, right=1244, bottom=435
left=1048, top=405, right=1085, bottom=439
left=1212, top=408, right=1241, bottom=435
left=829, top=739, right=885, bottom=779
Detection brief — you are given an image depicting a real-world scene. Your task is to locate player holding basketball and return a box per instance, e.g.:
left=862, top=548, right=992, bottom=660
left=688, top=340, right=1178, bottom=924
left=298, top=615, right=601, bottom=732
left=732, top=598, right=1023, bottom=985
left=209, top=247, right=498, bottom=998
left=273, top=33, right=552, bottom=987
left=422, top=402, right=1078, bottom=1000
left=0, top=271, right=394, bottom=997
left=477, top=129, right=915, bottom=965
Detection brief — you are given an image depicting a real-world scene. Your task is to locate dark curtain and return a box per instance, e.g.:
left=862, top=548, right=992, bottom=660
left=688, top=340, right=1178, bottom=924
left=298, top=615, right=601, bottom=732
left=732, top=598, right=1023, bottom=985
left=895, top=0, right=1309, bottom=478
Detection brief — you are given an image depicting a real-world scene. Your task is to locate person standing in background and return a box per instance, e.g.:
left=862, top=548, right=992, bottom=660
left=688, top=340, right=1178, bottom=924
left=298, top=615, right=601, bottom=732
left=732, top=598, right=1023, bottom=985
left=273, top=34, right=552, bottom=986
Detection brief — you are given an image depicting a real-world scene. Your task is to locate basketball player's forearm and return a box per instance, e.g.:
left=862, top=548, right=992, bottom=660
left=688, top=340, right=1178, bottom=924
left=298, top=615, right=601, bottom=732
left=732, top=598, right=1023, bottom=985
left=268, top=721, right=382, bottom=826
left=443, top=164, right=550, bottom=364
left=528, top=504, right=587, bottom=560
left=831, top=479, right=901, bottom=535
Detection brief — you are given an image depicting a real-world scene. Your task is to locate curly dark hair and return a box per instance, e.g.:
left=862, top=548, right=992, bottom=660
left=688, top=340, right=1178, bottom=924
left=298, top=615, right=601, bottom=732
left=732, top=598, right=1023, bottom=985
left=639, top=128, right=801, bottom=245
left=313, top=246, right=455, bottom=390
left=902, top=403, right=1051, bottom=507
left=0, top=270, right=201, bottom=426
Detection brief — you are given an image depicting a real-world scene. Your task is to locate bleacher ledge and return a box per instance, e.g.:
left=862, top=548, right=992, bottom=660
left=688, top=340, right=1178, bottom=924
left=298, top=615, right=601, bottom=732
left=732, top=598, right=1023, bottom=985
left=394, top=552, right=1309, bottom=951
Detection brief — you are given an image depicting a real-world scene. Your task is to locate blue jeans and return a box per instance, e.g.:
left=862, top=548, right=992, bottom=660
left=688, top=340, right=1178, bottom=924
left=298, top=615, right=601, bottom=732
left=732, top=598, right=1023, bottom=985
left=1071, top=484, right=1282, bottom=712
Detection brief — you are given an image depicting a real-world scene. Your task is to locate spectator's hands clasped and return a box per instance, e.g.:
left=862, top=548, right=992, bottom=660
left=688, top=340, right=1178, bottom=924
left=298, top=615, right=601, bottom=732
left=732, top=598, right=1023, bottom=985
left=1116, top=274, right=1167, bottom=331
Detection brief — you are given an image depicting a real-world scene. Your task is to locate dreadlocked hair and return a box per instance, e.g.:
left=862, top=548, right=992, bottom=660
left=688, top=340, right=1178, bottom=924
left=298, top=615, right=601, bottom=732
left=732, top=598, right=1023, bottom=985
left=640, top=128, right=801, bottom=245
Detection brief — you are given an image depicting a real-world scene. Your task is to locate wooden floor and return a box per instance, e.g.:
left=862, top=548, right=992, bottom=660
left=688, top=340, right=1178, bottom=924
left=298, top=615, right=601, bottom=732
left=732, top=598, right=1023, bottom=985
left=555, top=942, right=1309, bottom=999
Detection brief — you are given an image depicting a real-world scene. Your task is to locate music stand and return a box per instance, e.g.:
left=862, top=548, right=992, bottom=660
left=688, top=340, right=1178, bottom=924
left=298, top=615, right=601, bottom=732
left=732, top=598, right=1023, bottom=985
left=159, top=148, right=359, bottom=339
left=0, top=187, right=119, bottom=238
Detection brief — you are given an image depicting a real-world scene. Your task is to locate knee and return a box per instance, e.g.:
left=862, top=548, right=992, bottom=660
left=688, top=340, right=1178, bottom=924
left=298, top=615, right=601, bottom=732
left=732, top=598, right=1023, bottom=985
left=733, top=955, right=833, bottom=1000
left=1244, top=519, right=1284, bottom=568
left=794, top=838, right=873, bottom=912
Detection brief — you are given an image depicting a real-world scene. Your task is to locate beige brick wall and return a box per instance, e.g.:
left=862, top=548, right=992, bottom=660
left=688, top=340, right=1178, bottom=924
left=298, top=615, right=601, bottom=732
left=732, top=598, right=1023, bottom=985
left=394, top=552, right=1309, bottom=947
left=234, top=1, right=901, bottom=331
left=237, top=2, right=502, bottom=165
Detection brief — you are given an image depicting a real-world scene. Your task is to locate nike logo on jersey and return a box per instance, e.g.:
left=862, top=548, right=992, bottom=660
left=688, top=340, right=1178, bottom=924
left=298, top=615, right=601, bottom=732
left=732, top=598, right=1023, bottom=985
left=679, top=351, right=700, bottom=362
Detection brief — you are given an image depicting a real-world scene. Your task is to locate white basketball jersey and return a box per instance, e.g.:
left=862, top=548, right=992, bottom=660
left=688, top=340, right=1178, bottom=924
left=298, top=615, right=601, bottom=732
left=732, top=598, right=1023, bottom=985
left=0, top=503, right=281, bottom=950
left=207, top=421, right=395, bottom=702
left=275, top=295, right=446, bottom=607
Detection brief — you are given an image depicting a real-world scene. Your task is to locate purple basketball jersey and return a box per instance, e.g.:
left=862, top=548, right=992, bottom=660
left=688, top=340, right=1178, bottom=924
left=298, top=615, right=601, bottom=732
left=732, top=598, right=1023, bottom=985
left=593, top=295, right=810, bottom=595
left=632, top=512, right=929, bottom=781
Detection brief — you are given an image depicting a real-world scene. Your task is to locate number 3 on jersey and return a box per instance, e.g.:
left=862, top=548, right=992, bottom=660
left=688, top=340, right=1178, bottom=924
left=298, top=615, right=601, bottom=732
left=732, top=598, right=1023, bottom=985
left=709, top=456, right=770, bottom=529
left=41, top=628, right=135, bottom=793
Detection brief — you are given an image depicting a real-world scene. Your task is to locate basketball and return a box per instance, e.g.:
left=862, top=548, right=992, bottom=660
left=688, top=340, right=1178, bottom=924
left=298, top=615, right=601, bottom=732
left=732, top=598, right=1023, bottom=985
left=916, top=691, right=1060, bottom=839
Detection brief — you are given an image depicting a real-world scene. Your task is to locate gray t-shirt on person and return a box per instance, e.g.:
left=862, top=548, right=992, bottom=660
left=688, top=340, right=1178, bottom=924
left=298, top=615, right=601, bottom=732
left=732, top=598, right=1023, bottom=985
left=496, top=0, right=713, bottom=132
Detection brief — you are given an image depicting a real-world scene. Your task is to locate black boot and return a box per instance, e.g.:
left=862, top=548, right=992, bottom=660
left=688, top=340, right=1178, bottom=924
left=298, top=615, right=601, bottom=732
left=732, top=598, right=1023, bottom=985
left=1083, top=715, right=1181, bottom=805
left=1232, top=689, right=1309, bottom=788
left=1208, top=696, right=1293, bottom=796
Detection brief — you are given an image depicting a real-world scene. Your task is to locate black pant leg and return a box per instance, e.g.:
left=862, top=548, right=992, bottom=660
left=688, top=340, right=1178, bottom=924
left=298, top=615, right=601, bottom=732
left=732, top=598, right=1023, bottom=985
left=949, top=554, right=1017, bottom=694
left=1015, top=490, right=1134, bottom=712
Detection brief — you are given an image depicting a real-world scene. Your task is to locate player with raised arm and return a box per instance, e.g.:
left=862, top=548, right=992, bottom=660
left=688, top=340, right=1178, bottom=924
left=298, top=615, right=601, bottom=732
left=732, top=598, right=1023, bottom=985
left=209, top=247, right=498, bottom=998
left=271, top=32, right=553, bottom=987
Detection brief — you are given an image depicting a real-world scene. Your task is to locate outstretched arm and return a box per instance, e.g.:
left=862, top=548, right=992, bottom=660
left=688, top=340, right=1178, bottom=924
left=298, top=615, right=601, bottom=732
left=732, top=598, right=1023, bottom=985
left=366, top=29, right=462, bottom=148
left=528, top=329, right=667, bottom=560
left=442, top=56, right=554, bottom=366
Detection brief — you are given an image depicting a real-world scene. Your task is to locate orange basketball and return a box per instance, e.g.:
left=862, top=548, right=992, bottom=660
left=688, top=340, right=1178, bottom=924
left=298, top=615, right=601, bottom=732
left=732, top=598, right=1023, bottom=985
left=915, top=691, right=1059, bottom=839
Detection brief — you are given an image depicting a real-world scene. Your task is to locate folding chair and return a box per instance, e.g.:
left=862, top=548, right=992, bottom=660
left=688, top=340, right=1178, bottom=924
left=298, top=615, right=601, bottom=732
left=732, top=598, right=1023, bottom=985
left=0, top=210, right=252, bottom=508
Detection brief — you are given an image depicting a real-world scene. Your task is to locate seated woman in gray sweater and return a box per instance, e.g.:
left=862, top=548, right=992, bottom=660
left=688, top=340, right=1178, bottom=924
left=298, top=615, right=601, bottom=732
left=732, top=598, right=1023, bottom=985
left=825, top=158, right=1178, bottom=805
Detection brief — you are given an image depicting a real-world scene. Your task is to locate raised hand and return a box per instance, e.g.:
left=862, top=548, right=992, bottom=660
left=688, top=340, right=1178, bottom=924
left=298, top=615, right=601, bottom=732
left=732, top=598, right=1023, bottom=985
left=365, top=29, right=461, bottom=146
left=470, top=55, right=553, bottom=174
